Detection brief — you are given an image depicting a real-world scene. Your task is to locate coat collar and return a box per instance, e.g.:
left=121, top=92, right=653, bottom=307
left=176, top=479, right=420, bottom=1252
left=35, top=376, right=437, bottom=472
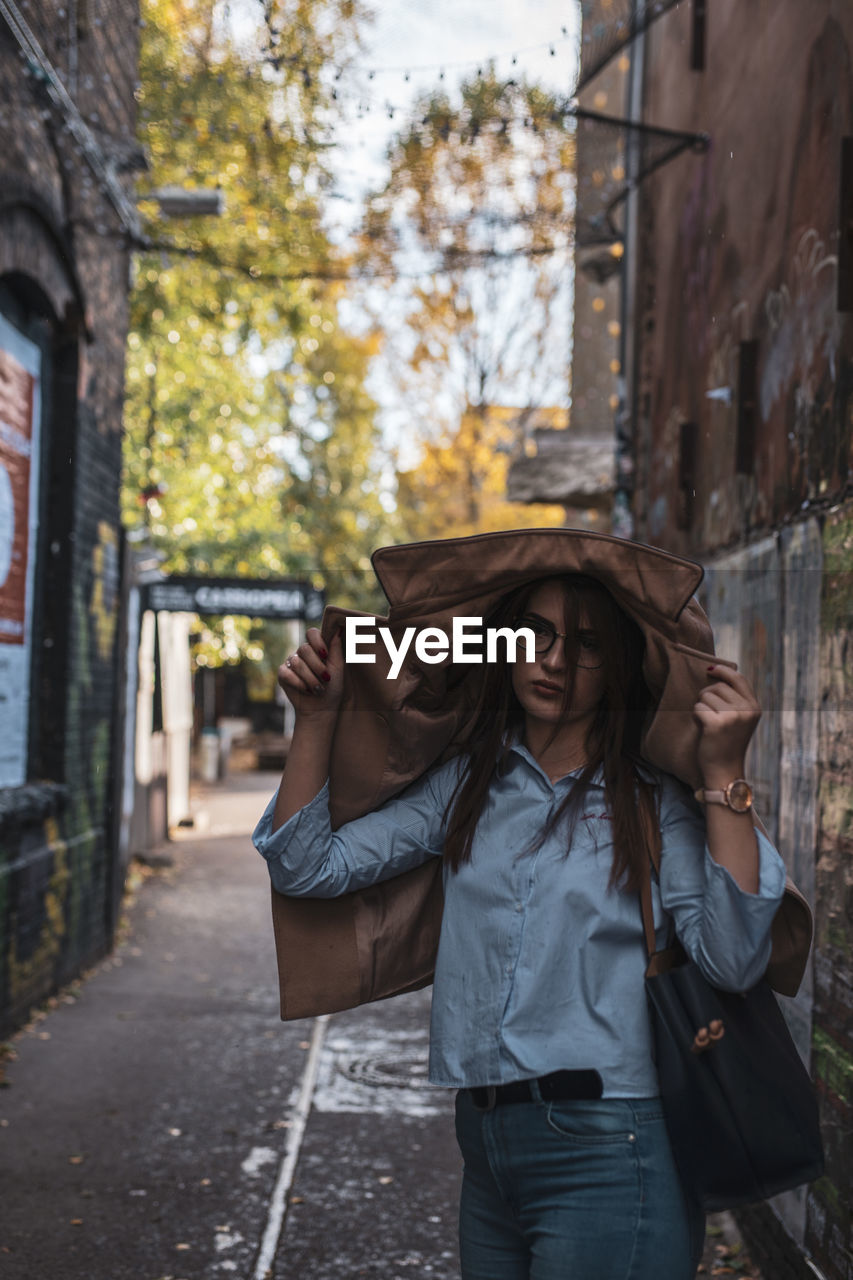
left=322, top=527, right=715, bottom=829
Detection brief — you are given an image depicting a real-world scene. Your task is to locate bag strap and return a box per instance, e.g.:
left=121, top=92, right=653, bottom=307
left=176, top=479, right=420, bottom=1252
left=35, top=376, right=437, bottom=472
left=639, top=799, right=660, bottom=957
left=639, top=801, right=683, bottom=978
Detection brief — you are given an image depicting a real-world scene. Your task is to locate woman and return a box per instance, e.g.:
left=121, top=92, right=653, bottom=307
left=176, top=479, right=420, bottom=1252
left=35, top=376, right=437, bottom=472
left=253, top=567, right=786, bottom=1280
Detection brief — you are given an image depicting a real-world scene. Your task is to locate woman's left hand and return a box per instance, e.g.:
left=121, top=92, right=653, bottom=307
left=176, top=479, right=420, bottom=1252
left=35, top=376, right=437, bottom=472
left=693, top=664, right=761, bottom=785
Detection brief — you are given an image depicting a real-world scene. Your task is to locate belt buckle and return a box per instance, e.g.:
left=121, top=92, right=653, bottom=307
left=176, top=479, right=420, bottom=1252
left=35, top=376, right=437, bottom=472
left=471, top=1085, right=497, bottom=1112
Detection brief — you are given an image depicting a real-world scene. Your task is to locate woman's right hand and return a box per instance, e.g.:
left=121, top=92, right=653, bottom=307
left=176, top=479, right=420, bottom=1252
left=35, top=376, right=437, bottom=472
left=277, top=627, right=344, bottom=720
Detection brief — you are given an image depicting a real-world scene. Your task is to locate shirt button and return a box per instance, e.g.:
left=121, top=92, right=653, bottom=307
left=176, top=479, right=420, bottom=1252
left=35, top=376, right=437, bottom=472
left=505, top=965, right=512, bottom=975
left=515, top=902, right=523, bottom=913
left=628, top=1133, right=636, bottom=1143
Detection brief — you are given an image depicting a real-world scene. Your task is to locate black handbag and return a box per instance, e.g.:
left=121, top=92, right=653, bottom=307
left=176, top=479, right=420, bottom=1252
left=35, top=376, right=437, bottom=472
left=640, top=840, right=824, bottom=1211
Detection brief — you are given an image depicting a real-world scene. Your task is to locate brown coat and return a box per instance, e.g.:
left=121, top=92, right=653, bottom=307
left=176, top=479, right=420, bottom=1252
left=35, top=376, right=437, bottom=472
left=269, top=529, right=813, bottom=1018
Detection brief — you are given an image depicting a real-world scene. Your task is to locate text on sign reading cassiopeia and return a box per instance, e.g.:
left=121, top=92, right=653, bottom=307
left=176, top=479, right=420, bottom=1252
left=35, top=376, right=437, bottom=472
left=344, top=617, right=537, bottom=679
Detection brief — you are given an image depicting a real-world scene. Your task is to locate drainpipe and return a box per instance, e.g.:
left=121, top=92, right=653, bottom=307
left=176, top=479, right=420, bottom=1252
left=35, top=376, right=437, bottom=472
left=612, top=1, right=645, bottom=539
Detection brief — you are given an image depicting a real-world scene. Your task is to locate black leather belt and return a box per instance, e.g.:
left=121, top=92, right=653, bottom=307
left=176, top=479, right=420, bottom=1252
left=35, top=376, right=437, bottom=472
left=468, top=1069, right=603, bottom=1111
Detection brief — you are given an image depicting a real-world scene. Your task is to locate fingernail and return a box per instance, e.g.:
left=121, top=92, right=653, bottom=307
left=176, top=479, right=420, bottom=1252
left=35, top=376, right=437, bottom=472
left=320, top=648, right=328, bottom=660
left=321, top=671, right=331, bottom=682
left=314, top=684, right=324, bottom=695
left=707, top=665, right=716, bottom=672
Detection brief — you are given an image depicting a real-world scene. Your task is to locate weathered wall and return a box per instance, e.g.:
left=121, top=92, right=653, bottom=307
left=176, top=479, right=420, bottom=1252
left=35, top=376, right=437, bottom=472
left=697, top=515, right=853, bottom=1280
left=701, top=525, right=824, bottom=1253
left=630, top=2, right=853, bottom=1275
left=807, top=508, right=853, bottom=1279
left=633, top=0, right=853, bottom=555
left=0, top=0, right=137, bottom=1034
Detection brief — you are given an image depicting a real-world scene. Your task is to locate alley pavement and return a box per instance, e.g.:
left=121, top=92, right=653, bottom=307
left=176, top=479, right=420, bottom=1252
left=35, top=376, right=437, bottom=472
left=0, top=768, right=760, bottom=1280
left=0, top=771, right=462, bottom=1280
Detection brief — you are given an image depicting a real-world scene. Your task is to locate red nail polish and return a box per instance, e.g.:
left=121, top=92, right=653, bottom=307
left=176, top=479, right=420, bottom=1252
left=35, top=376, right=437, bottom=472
left=320, top=648, right=328, bottom=660
left=321, top=671, right=331, bottom=682
left=707, top=665, right=716, bottom=672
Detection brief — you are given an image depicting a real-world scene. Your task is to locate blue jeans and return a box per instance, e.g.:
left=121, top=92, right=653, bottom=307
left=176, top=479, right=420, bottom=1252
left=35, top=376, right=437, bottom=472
left=454, top=1089, right=705, bottom=1280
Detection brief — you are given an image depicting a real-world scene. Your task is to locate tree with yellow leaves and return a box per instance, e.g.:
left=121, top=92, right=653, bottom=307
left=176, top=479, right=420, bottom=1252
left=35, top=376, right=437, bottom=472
left=396, top=405, right=567, bottom=542
left=357, top=67, right=575, bottom=542
left=124, top=0, right=394, bottom=665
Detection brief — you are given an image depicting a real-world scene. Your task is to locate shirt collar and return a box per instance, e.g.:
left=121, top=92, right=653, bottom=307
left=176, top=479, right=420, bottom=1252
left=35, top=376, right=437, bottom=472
left=506, top=737, right=605, bottom=790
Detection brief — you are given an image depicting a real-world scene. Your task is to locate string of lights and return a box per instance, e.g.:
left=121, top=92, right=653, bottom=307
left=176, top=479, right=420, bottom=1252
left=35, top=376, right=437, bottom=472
left=3, top=0, right=698, bottom=288
left=351, top=24, right=577, bottom=81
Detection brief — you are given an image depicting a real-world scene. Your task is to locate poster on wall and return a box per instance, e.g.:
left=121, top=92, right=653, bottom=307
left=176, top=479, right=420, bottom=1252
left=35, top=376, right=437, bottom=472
left=0, top=313, right=42, bottom=787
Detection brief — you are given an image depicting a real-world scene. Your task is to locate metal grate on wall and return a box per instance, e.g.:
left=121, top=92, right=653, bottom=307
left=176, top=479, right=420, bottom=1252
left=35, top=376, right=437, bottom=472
left=576, top=0, right=682, bottom=95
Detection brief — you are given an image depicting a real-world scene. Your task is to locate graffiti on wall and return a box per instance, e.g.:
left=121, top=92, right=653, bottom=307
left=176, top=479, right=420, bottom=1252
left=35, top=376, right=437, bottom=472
left=804, top=510, right=853, bottom=1278
left=762, top=230, right=840, bottom=502
left=6, top=819, right=69, bottom=1011
left=90, top=520, right=119, bottom=662
left=0, top=512, right=121, bottom=1033
left=761, top=229, right=839, bottom=420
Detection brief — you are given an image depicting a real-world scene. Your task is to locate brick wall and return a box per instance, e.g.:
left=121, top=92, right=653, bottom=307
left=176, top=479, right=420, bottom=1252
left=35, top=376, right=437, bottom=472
left=0, top=0, right=138, bottom=1035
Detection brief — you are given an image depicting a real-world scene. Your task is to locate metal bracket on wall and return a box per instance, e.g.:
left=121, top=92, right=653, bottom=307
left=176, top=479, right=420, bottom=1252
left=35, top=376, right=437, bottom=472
left=571, top=106, right=710, bottom=248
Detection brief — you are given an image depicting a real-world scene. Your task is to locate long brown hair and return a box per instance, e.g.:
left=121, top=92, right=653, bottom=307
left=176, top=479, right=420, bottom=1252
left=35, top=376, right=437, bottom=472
left=443, top=574, right=658, bottom=892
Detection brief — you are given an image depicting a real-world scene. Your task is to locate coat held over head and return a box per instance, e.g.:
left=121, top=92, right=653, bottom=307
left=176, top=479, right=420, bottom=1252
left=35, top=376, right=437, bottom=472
left=268, top=528, right=813, bottom=1020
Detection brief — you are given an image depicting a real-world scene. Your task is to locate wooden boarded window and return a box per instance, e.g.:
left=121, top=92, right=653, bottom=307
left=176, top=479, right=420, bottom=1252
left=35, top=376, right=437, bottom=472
left=691, top=0, right=707, bottom=72
left=839, top=137, right=853, bottom=312
left=736, top=340, right=759, bottom=475
left=676, top=421, right=698, bottom=531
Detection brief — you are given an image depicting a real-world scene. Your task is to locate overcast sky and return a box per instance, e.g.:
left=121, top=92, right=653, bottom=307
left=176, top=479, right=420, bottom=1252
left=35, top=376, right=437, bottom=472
left=325, top=0, right=581, bottom=466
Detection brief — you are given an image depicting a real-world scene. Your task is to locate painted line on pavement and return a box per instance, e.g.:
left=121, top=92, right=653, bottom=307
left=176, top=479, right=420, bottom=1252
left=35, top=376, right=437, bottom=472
left=250, top=1014, right=330, bottom=1280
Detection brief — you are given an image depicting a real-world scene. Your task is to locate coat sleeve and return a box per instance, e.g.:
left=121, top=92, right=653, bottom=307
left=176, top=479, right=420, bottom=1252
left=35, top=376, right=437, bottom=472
left=252, top=759, right=461, bottom=898
left=657, top=776, right=787, bottom=991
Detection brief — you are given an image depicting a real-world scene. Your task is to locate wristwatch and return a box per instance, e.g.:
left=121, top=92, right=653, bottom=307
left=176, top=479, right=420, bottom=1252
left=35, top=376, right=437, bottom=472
left=694, top=779, right=754, bottom=813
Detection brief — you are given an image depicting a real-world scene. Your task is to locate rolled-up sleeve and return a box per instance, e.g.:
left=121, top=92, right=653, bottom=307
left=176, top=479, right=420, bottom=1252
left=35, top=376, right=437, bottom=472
left=252, top=763, right=458, bottom=898
left=658, top=779, right=787, bottom=991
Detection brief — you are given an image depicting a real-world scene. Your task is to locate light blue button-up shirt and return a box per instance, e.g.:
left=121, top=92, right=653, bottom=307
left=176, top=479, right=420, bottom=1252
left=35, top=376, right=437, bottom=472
left=253, top=743, right=786, bottom=1097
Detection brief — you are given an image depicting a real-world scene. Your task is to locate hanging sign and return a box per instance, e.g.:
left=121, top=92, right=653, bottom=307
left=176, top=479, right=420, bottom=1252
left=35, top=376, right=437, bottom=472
left=142, top=576, right=325, bottom=622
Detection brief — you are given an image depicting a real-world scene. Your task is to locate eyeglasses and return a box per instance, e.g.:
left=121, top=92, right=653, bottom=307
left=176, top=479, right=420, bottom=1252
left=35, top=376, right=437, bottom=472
left=516, top=615, right=605, bottom=670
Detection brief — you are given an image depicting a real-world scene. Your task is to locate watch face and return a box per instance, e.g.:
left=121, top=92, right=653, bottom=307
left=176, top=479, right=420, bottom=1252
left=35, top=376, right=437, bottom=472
left=727, top=780, right=753, bottom=813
